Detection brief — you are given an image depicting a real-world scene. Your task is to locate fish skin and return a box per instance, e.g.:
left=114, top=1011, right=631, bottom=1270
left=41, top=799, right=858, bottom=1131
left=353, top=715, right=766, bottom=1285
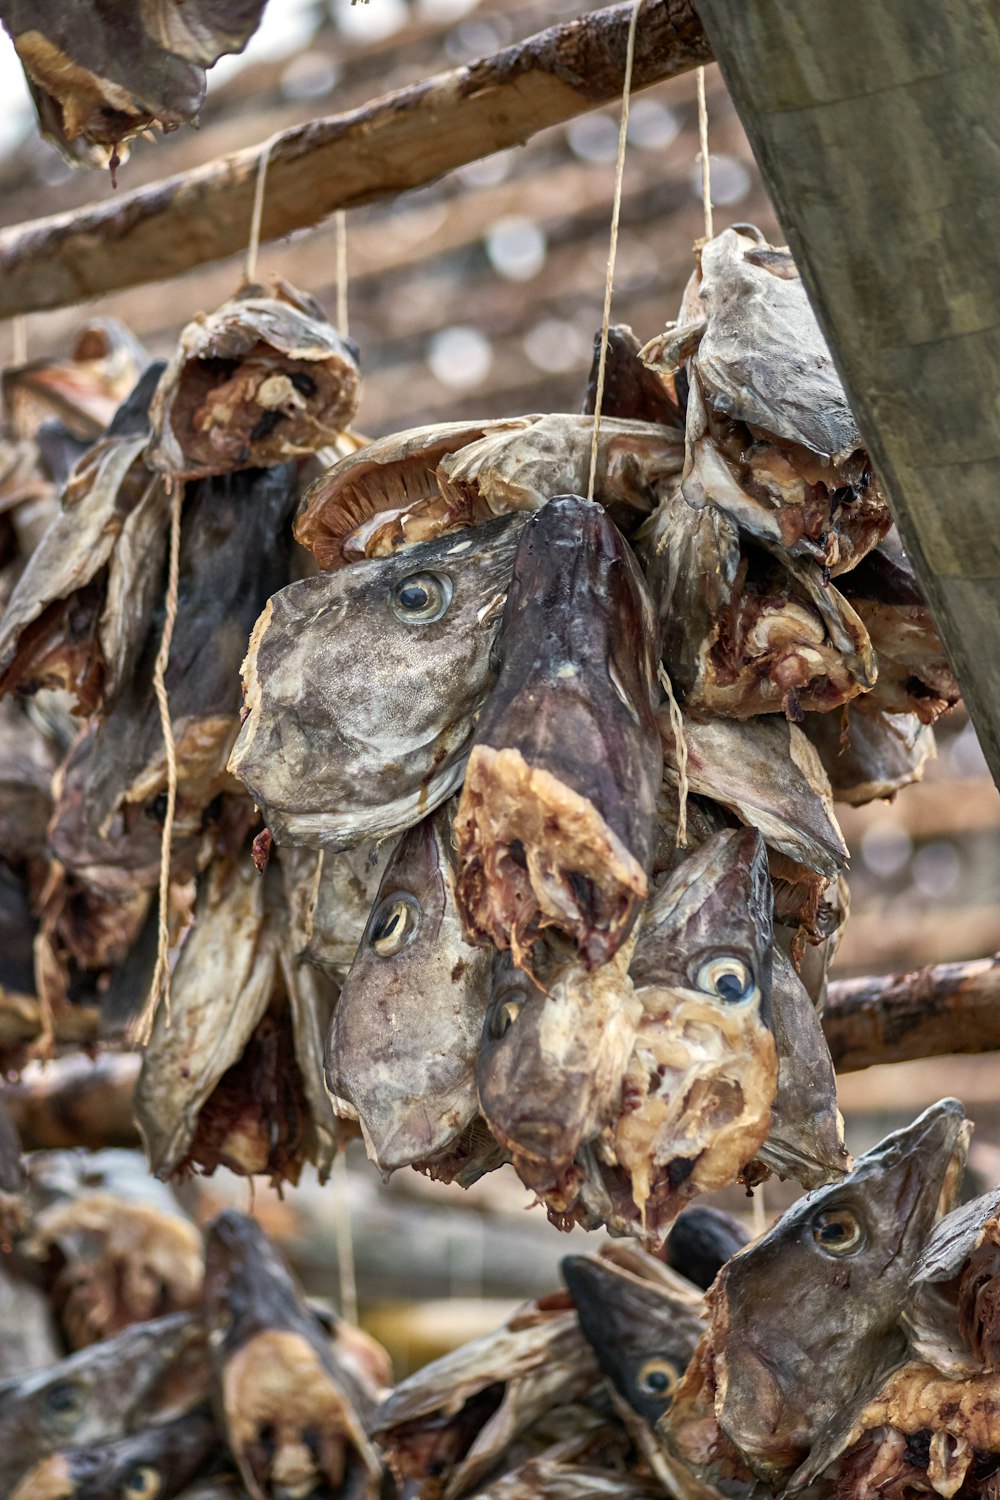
left=665, top=1099, right=970, bottom=1488
left=477, top=938, right=640, bottom=1202
left=609, top=827, right=777, bottom=1237
left=230, top=513, right=526, bottom=849
left=9, top=1409, right=220, bottom=1500
left=562, top=1254, right=705, bottom=1427
left=0, top=1312, right=207, bottom=1493
left=902, top=1187, right=1000, bottom=1379
left=454, top=494, right=661, bottom=972
left=751, top=945, right=850, bottom=1190
left=326, top=802, right=493, bottom=1173
left=203, top=1210, right=384, bottom=1500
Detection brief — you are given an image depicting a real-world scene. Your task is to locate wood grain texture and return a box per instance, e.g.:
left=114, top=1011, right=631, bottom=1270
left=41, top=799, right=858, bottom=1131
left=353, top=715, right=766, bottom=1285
left=824, top=957, right=1000, bottom=1072
left=0, top=0, right=710, bottom=317
left=695, top=0, right=1000, bottom=790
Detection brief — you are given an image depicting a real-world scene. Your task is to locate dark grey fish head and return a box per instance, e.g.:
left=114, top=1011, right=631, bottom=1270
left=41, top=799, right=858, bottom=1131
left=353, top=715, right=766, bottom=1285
left=203, top=1210, right=308, bottom=1357
left=230, top=513, right=525, bottom=848
left=664, top=1207, right=750, bottom=1292
left=0, top=1314, right=203, bottom=1491
left=631, top=827, right=774, bottom=1020
left=326, top=803, right=491, bottom=1171
left=562, top=1256, right=705, bottom=1426
left=714, top=1098, right=969, bottom=1483
left=10, top=1410, right=219, bottom=1500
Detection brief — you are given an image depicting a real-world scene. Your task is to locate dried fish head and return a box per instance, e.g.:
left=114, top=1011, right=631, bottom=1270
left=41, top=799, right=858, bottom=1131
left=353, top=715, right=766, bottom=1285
left=373, top=1293, right=598, bottom=1500
left=148, top=280, right=360, bottom=478
left=1, top=0, right=268, bottom=164
left=671, top=1099, right=970, bottom=1486
left=903, top=1188, right=1000, bottom=1379
left=9, top=1410, right=219, bottom=1500
left=647, top=226, right=890, bottom=573
left=204, top=1210, right=383, bottom=1500
left=295, top=418, right=524, bottom=569
left=23, top=1189, right=203, bottom=1349
left=664, top=1206, right=750, bottom=1292
left=840, top=532, right=960, bottom=723
left=438, top=414, right=682, bottom=532
left=326, top=802, right=492, bottom=1173
left=2, top=319, right=150, bottom=442
left=0, top=1313, right=208, bottom=1493
left=301, top=841, right=394, bottom=978
left=230, top=513, right=526, bottom=848
left=803, top=705, right=936, bottom=806
left=562, top=1253, right=705, bottom=1426
left=581, top=324, right=683, bottom=427
left=477, top=939, right=640, bottom=1205
left=455, top=494, right=661, bottom=970
left=610, top=827, right=776, bottom=1237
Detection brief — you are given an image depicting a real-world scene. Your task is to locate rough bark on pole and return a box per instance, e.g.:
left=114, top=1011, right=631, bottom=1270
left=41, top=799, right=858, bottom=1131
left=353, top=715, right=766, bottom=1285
left=0, top=0, right=709, bottom=318
left=694, top=0, right=1000, bottom=793
left=822, top=957, right=1000, bottom=1073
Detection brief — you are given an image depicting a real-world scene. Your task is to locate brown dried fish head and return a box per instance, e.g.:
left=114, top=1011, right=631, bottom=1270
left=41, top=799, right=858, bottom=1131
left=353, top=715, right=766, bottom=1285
left=294, top=419, right=509, bottom=569
left=903, top=1188, right=1000, bottom=1379
left=326, top=803, right=492, bottom=1172
left=148, top=280, right=360, bottom=478
left=455, top=494, right=661, bottom=970
left=562, top=1254, right=705, bottom=1427
left=610, top=827, right=776, bottom=1236
left=230, top=513, right=526, bottom=849
left=477, top=939, right=640, bottom=1194
left=24, top=1191, right=203, bottom=1348
left=705, top=1099, right=969, bottom=1485
left=204, top=1210, right=383, bottom=1500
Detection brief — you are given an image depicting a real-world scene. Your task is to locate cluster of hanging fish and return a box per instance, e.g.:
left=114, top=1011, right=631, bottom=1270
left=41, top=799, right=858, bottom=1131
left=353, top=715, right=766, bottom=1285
left=6, top=1101, right=1000, bottom=1500
left=0, top=224, right=960, bottom=1240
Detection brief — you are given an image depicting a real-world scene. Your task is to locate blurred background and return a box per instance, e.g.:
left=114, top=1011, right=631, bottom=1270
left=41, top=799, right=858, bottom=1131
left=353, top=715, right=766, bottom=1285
left=1, top=0, right=998, bottom=1375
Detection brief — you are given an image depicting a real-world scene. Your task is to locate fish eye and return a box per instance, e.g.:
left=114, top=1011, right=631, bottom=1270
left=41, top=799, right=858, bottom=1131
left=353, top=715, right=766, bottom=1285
left=391, top=571, right=453, bottom=625
left=488, top=997, right=522, bottom=1040
left=692, top=954, right=758, bottom=1004
left=810, top=1206, right=866, bottom=1257
left=43, top=1381, right=84, bottom=1422
left=122, top=1467, right=162, bottom=1499
left=367, top=894, right=420, bottom=957
left=636, top=1357, right=680, bottom=1400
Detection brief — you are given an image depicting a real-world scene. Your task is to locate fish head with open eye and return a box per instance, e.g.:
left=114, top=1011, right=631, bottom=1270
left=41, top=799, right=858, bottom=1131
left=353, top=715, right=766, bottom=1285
left=230, top=513, right=525, bottom=849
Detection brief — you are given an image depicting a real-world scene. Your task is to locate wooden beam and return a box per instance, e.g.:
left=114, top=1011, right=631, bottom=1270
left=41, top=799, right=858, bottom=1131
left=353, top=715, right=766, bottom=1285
left=0, top=0, right=710, bottom=319
left=694, top=0, right=1000, bottom=793
left=823, top=957, right=1000, bottom=1073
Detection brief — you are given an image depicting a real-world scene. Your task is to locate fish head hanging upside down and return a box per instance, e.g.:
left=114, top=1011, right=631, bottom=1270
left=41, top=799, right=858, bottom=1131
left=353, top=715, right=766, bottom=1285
left=609, top=826, right=777, bottom=1239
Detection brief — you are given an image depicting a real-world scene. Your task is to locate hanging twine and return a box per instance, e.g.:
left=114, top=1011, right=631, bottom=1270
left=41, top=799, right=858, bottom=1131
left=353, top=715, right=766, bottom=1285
left=586, top=0, right=642, bottom=503
left=245, top=135, right=278, bottom=284
left=658, top=663, right=689, bottom=848
left=131, top=479, right=183, bottom=1045
left=335, top=209, right=350, bottom=338
left=333, top=1150, right=359, bottom=1324
left=696, top=65, right=714, bottom=240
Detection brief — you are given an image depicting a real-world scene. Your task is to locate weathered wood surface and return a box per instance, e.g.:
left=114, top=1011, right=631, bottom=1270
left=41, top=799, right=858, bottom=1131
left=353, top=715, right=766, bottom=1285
left=0, top=0, right=710, bottom=317
left=824, top=957, right=1000, bottom=1073
left=694, top=0, right=1000, bottom=794
left=4, top=1053, right=140, bottom=1151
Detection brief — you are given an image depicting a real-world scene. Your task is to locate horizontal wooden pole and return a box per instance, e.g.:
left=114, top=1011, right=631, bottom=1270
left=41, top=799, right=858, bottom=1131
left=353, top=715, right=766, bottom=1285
left=0, top=0, right=710, bottom=319
left=823, top=957, right=1000, bottom=1073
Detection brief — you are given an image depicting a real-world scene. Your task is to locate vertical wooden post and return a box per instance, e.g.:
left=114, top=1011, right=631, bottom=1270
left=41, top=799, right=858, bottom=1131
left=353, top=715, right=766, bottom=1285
left=695, top=0, right=1000, bottom=788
